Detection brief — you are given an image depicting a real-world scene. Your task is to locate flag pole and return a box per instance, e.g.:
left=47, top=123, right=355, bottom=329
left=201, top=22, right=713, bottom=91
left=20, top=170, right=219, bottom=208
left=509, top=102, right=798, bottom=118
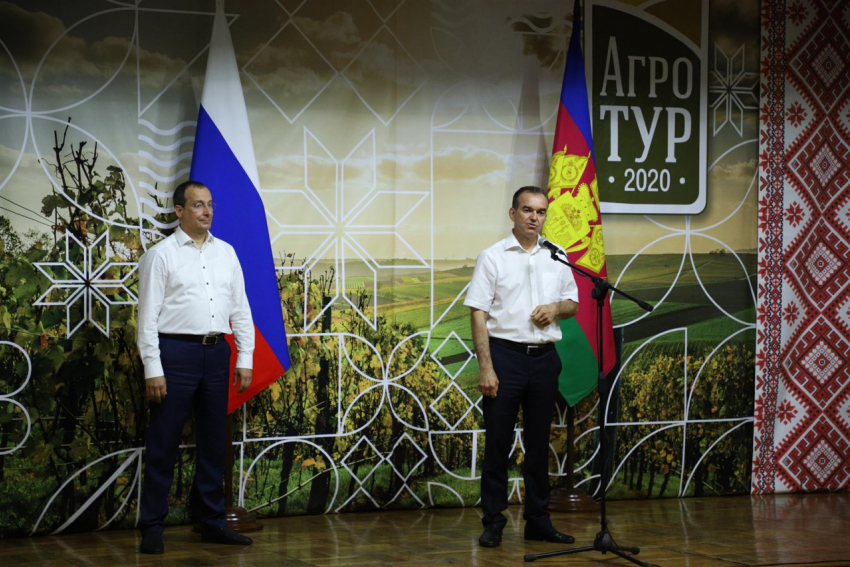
left=547, top=0, right=598, bottom=514
left=224, top=411, right=263, bottom=532
left=549, top=404, right=598, bottom=512
left=190, top=0, right=289, bottom=530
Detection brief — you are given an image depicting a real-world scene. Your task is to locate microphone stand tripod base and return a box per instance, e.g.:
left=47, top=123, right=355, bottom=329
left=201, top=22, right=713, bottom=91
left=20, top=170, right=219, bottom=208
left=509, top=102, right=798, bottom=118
left=524, top=530, right=655, bottom=566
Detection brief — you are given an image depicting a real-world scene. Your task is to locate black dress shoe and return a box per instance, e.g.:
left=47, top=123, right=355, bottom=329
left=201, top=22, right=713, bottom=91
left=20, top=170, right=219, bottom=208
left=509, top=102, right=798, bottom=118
left=139, top=530, right=164, bottom=554
left=524, top=523, right=575, bottom=544
left=478, top=525, right=503, bottom=548
left=200, top=525, right=253, bottom=545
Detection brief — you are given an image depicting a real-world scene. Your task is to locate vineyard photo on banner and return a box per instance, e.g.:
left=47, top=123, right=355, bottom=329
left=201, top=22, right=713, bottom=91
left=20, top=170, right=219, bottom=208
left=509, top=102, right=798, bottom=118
left=0, top=0, right=787, bottom=538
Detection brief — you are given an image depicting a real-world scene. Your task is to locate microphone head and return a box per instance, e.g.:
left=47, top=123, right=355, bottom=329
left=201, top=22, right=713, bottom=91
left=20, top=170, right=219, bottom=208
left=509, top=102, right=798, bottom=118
left=538, top=238, right=558, bottom=251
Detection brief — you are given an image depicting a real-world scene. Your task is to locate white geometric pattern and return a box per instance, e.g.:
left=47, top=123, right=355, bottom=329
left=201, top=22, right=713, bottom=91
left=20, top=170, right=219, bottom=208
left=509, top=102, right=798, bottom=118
left=271, top=128, right=429, bottom=331
left=710, top=44, right=759, bottom=136
left=339, top=333, right=431, bottom=435
left=335, top=435, right=428, bottom=511
left=243, top=0, right=426, bottom=126
left=33, top=232, right=138, bottom=337
left=430, top=382, right=477, bottom=430
left=0, top=341, right=32, bottom=456
left=430, top=331, right=475, bottom=380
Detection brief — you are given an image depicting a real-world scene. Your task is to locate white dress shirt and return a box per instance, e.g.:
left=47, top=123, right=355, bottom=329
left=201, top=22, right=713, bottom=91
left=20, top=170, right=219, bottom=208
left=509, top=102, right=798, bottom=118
left=137, top=226, right=254, bottom=378
left=464, top=231, right=579, bottom=344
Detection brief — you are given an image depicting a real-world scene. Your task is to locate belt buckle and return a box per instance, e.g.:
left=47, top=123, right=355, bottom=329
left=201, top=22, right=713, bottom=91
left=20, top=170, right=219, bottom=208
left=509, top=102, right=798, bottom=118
left=526, top=344, right=535, bottom=355
left=202, top=334, right=217, bottom=346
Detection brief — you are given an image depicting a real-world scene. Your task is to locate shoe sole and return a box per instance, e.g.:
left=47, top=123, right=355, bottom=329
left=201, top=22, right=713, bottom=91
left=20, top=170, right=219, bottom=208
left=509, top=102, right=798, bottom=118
left=200, top=536, right=253, bottom=545
left=524, top=535, right=576, bottom=544
left=139, top=547, right=164, bottom=555
left=478, top=540, right=501, bottom=548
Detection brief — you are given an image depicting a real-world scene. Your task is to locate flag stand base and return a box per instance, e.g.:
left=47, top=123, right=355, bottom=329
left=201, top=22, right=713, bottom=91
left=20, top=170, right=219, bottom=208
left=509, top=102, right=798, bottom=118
left=549, top=488, right=598, bottom=513
left=191, top=507, right=262, bottom=534
left=225, top=506, right=263, bottom=533
left=220, top=415, right=262, bottom=533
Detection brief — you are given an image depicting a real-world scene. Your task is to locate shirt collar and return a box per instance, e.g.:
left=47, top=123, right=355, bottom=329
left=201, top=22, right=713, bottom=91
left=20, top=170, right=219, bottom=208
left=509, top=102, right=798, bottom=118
left=174, top=225, right=215, bottom=247
left=505, top=230, right=542, bottom=254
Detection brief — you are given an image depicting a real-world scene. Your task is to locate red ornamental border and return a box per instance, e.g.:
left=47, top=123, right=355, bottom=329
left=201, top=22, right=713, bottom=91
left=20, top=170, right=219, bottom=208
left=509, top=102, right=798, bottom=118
left=755, top=0, right=850, bottom=493
left=754, top=0, right=787, bottom=495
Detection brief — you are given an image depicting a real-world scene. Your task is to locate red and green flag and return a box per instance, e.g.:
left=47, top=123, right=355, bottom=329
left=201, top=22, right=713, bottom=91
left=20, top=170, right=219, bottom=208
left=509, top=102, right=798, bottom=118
left=542, top=2, right=616, bottom=406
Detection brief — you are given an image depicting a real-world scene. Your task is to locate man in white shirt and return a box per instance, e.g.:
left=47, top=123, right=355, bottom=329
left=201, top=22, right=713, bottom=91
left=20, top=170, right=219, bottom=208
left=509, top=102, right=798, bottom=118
left=464, top=186, right=579, bottom=548
left=136, top=181, right=254, bottom=554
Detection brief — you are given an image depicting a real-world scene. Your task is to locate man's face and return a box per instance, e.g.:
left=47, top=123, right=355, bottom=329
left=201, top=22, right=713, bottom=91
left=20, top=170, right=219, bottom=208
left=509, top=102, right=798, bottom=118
left=509, top=191, right=548, bottom=239
left=175, top=185, right=213, bottom=233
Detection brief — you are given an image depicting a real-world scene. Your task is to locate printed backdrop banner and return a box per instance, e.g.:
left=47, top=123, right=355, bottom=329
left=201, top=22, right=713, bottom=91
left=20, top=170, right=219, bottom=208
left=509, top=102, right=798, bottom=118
left=0, top=0, right=764, bottom=538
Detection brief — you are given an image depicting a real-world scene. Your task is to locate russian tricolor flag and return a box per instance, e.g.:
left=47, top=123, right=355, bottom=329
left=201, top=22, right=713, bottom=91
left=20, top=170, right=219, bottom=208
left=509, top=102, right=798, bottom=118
left=190, top=2, right=290, bottom=414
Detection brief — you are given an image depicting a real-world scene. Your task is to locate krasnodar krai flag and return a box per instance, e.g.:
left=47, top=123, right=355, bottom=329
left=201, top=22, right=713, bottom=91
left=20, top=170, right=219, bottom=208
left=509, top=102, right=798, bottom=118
left=541, top=1, right=616, bottom=406
left=190, top=1, right=290, bottom=414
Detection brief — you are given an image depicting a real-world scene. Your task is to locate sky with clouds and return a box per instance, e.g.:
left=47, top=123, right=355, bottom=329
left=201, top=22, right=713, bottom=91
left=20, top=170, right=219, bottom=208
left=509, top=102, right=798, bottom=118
left=0, top=0, right=760, bottom=261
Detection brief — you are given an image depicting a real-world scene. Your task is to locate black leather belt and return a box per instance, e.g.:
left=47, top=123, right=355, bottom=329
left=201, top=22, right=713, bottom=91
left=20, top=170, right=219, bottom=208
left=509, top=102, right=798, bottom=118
left=159, top=333, right=223, bottom=346
left=490, top=336, right=555, bottom=356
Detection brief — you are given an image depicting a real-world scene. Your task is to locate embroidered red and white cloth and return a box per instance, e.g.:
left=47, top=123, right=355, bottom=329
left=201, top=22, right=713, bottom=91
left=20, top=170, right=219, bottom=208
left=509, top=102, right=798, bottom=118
left=753, top=0, right=850, bottom=493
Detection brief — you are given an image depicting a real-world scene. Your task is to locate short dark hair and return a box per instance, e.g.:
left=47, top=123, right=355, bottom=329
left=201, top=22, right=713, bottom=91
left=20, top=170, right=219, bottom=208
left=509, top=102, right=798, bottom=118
left=173, top=181, right=208, bottom=208
left=511, top=186, right=547, bottom=209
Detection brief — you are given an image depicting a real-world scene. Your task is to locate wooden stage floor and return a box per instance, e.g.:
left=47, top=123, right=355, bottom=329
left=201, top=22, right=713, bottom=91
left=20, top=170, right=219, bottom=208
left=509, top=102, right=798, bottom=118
left=2, top=493, right=848, bottom=567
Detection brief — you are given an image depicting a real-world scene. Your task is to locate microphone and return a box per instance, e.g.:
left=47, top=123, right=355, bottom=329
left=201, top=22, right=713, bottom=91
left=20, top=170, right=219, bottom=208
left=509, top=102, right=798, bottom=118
left=538, top=238, right=565, bottom=256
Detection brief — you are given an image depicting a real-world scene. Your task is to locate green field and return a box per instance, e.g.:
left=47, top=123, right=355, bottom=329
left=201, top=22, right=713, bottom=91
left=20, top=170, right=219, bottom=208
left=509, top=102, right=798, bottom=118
left=377, top=278, right=469, bottom=302
left=374, top=254, right=755, bottom=385
left=650, top=307, right=756, bottom=344
left=386, top=303, right=434, bottom=329
left=606, top=253, right=756, bottom=289
left=610, top=300, right=701, bottom=325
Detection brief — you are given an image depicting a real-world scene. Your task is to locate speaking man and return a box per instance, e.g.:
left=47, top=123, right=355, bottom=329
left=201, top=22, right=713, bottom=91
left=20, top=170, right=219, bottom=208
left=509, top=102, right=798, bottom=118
left=136, top=180, right=254, bottom=554
left=464, top=186, right=579, bottom=548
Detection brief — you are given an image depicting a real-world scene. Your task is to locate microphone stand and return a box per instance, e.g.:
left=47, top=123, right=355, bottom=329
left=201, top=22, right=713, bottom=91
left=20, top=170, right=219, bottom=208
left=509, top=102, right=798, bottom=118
left=524, top=245, right=658, bottom=567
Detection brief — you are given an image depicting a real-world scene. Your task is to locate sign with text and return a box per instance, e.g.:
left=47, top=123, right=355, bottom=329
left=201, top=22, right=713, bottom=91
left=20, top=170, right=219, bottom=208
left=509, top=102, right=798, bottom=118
left=588, top=0, right=708, bottom=214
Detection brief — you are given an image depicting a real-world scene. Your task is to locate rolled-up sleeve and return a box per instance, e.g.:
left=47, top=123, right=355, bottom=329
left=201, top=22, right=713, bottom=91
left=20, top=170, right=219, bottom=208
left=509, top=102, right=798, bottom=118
left=137, top=251, right=167, bottom=379
left=463, top=250, right=497, bottom=312
left=229, top=251, right=255, bottom=369
left=560, top=267, right=579, bottom=303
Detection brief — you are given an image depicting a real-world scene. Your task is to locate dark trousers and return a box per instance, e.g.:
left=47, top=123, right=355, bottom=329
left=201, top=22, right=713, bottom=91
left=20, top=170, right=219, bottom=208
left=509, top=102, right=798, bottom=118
left=139, top=337, right=231, bottom=534
left=481, top=341, right=561, bottom=529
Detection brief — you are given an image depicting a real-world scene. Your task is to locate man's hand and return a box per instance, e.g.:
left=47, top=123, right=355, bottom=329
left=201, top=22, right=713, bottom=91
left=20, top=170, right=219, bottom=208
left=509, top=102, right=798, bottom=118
left=479, top=367, right=499, bottom=398
left=531, top=304, right=558, bottom=327
left=146, top=376, right=167, bottom=403
left=234, top=367, right=253, bottom=393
